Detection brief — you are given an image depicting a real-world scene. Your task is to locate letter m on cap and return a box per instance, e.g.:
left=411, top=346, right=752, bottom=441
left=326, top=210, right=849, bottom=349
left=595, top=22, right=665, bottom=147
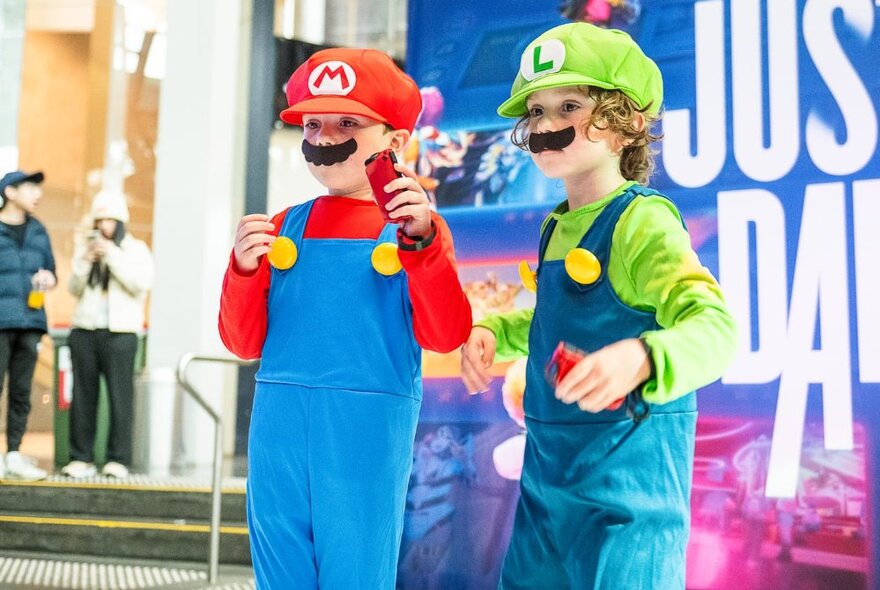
left=308, top=61, right=357, bottom=96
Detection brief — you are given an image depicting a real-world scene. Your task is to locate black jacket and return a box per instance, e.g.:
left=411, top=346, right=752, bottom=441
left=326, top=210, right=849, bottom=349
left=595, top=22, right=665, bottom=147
left=0, top=216, right=56, bottom=332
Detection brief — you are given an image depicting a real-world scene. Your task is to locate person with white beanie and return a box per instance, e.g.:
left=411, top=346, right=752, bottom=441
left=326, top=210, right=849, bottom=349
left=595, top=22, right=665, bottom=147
left=60, top=189, right=153, bottom=479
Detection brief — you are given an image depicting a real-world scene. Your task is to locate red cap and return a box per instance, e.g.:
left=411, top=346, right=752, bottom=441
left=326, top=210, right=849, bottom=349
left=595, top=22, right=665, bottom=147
left=280, top=48, right=423, bottom=133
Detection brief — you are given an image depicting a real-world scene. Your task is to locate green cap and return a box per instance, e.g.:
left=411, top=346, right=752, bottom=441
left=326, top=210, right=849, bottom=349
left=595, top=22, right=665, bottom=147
left=497, top=22, right=663, bottom=118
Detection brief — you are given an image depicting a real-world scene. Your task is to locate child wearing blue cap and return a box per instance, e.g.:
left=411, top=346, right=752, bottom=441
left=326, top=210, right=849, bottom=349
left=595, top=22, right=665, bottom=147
left=461, top=23, right=738, bottom=589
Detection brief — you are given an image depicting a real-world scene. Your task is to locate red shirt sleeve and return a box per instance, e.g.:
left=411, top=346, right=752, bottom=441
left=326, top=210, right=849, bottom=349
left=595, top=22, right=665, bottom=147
left=218, top=209, right=288, bottom=359
left=398, top=212, right=473, bottom=353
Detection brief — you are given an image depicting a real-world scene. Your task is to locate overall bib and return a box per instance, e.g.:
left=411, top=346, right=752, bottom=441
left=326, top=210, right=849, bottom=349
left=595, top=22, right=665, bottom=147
left=500, top=186, right=697, bottom=590
left=248, top=201, right=422, bottom=590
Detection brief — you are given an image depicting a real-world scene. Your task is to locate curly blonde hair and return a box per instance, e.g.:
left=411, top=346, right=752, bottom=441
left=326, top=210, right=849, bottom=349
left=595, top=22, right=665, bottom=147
left=511, top=86, right=662, bottom=184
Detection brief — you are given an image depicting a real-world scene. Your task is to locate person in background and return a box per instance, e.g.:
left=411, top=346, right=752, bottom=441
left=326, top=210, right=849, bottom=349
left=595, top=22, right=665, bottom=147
left=61, top=189, right=153, bottom=479
left=0, top=170, right=55, bottom=482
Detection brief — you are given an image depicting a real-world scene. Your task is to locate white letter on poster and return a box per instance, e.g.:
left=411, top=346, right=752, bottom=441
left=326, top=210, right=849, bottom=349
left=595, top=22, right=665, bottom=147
left=766, top=183, right=853, bottom=498
left=731, top=0, right=800, bottom=181
left=804, top=0, right=877, bottom=176
left=662, top=0, right=727, bottom=189
left=854, top=179, right=880, bottom=382
left=718, top=189, right=788, bottom=384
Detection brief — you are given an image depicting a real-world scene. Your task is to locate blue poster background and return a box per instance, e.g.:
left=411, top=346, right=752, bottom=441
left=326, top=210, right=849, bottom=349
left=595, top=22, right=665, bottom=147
left=400, top=1, right=880, bottom=589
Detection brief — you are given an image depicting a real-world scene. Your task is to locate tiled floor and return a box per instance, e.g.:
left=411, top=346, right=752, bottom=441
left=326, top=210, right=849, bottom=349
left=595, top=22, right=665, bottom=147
left=0, top=553, right=254, bottom=589
left=0, top=434, right=255, bottom=589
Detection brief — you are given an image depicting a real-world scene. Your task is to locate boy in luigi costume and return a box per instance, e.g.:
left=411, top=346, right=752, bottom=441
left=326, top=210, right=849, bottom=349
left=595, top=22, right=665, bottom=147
left=460, top=23, right=738, bottom=589
left=219, top=48, right=472, bottom=589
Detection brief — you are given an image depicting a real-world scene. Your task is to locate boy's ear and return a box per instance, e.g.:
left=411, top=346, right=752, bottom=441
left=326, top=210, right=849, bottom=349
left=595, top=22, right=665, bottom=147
left=616, top=112, right=646, bottom=151
left=631, top=112, right=647, bottom=134
left=389, top=129, right=412, bottom=152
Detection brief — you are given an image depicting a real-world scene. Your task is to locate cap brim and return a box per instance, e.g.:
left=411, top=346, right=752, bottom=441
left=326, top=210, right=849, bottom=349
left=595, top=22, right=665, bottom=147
left=24, top=171, right=45, bottom=184
left=280, top=97, right=388, bottom=126
left=1, top=171, right=44, bottom=194
left=497, top=73, right=618, bottom=118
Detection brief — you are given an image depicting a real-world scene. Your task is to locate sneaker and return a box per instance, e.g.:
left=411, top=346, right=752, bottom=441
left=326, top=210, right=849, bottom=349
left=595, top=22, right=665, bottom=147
left=4, top=452, right=48, bottom=482
left=21, top=454, right=38, bottom=466
left=101, top=461, right=129, bottom=479
left=60, top=460, right=97, bottom=479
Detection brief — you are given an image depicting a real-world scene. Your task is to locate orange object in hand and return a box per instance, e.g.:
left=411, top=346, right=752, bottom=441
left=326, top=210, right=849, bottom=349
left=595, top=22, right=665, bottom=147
left=27, top=290, right=45, bottom=310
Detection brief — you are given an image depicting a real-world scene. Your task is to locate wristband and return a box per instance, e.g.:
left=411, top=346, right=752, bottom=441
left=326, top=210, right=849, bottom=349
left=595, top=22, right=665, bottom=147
left=398, top=222, right=437, bottom=252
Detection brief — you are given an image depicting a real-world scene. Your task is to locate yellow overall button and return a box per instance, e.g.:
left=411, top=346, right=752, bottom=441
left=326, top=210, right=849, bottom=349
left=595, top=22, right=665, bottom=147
left=565, top=248, right=601, bottom=284
left=371, top=242, right=402, bottom=276
left=267, top=236, right=298, bottom=270
left=518, top=260, right=537, bottom=293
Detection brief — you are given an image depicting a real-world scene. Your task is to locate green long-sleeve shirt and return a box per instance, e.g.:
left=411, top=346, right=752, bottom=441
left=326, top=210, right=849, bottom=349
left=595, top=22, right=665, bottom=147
left=476, top=182, right=737, bottom=405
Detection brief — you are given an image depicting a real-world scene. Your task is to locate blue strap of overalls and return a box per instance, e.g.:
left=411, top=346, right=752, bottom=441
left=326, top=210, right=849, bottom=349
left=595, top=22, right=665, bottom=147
left=537, top=185, right=657, bottom=269
left=277, top=201, right=316, bottom=251
left=536, top=185, right=661, bottom=422
left=377, top=222, right=399, bottom=244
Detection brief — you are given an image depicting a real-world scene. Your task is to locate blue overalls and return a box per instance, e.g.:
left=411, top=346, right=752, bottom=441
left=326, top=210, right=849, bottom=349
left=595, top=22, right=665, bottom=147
left=247, top=201, right=422, bottom=590
left=500, top=186, right=697, bottom=590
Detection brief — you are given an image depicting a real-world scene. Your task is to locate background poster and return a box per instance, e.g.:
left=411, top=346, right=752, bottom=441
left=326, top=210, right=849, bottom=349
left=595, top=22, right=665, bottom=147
left=399, top=1, right=880, bottom=588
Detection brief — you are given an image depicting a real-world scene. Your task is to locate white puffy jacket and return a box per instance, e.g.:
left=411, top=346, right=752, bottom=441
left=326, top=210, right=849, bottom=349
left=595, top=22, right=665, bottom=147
left=69, top=234, right=154, bottom=333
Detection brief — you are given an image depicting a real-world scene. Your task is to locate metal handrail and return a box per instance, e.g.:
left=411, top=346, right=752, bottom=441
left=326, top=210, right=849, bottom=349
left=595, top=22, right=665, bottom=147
left=176, top=353, right=257, bottom=583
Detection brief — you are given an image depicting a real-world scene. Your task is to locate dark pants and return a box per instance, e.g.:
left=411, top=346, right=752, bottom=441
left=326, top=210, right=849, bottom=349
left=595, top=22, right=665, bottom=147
left=0, top=329, right=43, bottom=452
left=68, top=328, right=138, bottom=465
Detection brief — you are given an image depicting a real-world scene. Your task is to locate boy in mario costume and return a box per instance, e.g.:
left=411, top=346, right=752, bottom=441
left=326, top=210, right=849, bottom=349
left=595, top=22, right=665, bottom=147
left=219, top=48, right=472, bottom=589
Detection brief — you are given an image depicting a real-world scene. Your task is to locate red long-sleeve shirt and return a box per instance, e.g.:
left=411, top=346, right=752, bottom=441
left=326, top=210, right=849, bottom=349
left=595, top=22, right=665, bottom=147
left=219, top=196, right=472, bottom=360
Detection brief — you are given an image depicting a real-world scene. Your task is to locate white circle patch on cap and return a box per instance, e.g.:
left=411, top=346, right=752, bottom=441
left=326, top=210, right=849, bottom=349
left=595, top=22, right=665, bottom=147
left=308, top=61, right=357, bottom=96
left=520, top=39, right=565, bottom=82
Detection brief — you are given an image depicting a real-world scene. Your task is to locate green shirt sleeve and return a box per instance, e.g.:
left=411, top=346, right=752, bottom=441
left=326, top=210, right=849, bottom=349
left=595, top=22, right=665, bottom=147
left=611, top=195, right=738, bottom=404
left=474, top=308, right=534, bottom=362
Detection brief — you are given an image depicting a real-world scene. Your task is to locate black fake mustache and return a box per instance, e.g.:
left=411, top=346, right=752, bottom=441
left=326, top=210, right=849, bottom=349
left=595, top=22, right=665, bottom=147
left=302, top=138, right=358, bottom=166
left=528, top=126, right=576, bottom=153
